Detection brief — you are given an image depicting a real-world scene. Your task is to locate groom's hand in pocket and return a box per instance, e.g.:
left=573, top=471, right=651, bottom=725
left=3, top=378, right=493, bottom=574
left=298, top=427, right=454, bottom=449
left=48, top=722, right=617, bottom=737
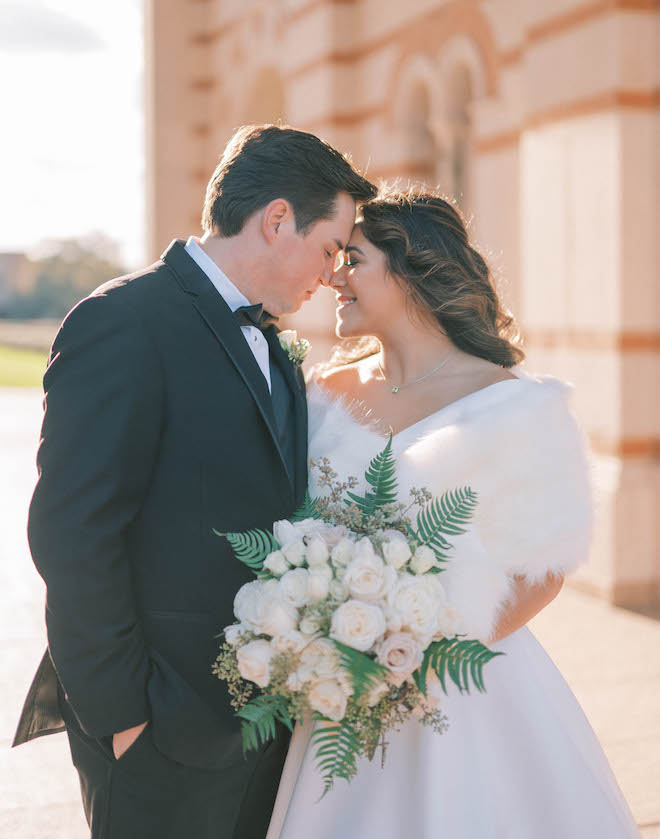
left=112, top=720, right=149, bottom=759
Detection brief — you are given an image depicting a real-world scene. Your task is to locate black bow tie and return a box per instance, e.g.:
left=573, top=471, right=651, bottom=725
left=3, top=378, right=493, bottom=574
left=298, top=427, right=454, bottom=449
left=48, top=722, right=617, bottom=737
left=233, top=303, right=278, bottom=331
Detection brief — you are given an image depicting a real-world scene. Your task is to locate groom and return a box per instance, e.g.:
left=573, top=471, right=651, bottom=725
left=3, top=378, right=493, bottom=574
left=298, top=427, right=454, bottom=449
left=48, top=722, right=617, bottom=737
left=13, top=124, right=375, bottom=838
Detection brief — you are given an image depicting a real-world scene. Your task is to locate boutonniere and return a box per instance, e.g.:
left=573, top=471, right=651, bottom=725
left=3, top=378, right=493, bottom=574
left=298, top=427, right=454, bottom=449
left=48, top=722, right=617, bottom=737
left=277, top=329, right=311, bottom=367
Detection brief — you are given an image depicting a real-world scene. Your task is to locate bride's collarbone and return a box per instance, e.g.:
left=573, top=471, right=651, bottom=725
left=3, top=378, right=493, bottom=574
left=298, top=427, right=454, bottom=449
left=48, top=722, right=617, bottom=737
left=317, top=363, right=517, bottom=437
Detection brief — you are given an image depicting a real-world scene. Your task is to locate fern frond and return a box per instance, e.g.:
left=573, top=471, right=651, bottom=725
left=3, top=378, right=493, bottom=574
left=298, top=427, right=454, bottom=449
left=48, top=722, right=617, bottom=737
left=237, top=694, right=294, bottom=755
left=214, top=528, right=279, bottom=572
left=413, top=637, right=503, bottom=696
left=332, top=640, right=390, bottom=699
left=345, top=434, right=398, bottom=517
left=414, top=487, right=478, bottom=562
left=311, top=719, right=362, bottom=797
left=290, top=489, right=323, bottom=522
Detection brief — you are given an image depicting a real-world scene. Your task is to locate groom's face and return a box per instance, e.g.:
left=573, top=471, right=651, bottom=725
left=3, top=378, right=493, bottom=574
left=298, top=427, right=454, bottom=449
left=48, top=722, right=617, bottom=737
left=266, top=191, right=356, bottom=315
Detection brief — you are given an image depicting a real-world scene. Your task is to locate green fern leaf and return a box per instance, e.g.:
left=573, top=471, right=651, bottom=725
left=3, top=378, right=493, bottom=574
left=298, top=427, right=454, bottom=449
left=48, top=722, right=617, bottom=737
left=290, top=489, right=323, bottom=522
left=414, top=487, right=478, bottom=562
left=414, top=637, right=504, bottom=696
left=332, top=640, right=390, bottom=699
left=237, top=695, right=294, bottom=755
left=214, top=528, right=279, bottom=572
left=344, top=434, right=398, bottom=517
left=311, top=718, right=362, bottom=797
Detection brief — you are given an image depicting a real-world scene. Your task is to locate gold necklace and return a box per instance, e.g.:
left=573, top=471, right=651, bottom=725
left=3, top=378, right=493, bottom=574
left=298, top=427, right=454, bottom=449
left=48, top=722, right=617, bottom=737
left=378, top=349, right=459, bottom=394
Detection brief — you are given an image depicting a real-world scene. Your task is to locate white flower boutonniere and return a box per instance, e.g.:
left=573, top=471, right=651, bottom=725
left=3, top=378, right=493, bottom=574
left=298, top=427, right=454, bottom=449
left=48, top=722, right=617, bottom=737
left=278, top=329, right=311, bottom=367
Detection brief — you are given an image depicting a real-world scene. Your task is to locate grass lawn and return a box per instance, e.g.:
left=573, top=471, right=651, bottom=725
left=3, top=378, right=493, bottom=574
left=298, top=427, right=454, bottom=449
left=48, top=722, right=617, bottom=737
left=0, top=344, right=48, bottom=387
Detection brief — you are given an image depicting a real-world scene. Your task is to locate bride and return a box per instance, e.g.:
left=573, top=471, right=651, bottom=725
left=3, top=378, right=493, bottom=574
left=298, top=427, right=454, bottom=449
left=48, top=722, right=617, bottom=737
left=267, top=188, right=640, bottom=838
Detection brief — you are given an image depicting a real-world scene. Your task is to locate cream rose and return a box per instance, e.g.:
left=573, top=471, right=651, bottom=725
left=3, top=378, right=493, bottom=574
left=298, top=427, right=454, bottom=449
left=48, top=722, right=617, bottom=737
left=236, top=639, right=275, bottom=688
left=282, top=539, right=306, bottom=567
left=330, top=599, right=386, bottom=652
left=388, top=574, right=438, bottom=645
left=263, top=549, right=290, bottom=577
left=410, top=545, right=437, bottom=575
left=343, top=550, right=396, bottom=602
left=308, top=565, right=332, bottom=602
left=271, top=629, right=308, bottom=654
left=299, top=638, right=340, bottom=680
left=279, top=568, right=311, bottom=608
left=223, top=623, right=245, bottom=646
left=234, top=580, right=298, bottom=636
left=376, top=631, right=423, bottom=686
left=306, top=535, right=330, bottom=568
left=331, top=537, right=355, bottom=567
left=308, top=678, right=348, bottom=721
left=329, top=578, right=349, bottom=602
left=277, top=329, right=298, bottom=350
left=381, top=532, right=412, bottom=570
left=273, top=519, right=296, bottom=548
left=299, top=611, right=322, bottom=636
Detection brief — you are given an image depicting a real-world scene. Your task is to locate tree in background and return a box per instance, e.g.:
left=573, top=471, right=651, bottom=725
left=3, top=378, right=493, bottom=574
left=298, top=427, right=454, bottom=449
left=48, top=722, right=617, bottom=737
left=2, top=234, right=126, bottom=319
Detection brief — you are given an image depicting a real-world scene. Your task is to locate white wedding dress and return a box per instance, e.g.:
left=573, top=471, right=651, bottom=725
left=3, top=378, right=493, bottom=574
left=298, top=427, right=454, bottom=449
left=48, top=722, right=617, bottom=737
left=266, top=373, right=640, bottom=839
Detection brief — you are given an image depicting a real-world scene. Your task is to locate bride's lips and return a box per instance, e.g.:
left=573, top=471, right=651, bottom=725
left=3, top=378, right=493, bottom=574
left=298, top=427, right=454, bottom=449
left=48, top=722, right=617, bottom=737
left=336, top=294, right=357, bottom=310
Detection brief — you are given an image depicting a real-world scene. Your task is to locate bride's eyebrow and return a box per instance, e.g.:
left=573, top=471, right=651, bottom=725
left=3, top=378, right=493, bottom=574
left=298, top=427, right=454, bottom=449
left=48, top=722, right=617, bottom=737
left=345, top=246, right=364, bottom=256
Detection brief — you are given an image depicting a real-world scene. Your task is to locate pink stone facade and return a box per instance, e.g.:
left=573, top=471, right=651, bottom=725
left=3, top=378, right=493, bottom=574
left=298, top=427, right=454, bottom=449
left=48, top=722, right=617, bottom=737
left=145, top=0, right=660, bottom=608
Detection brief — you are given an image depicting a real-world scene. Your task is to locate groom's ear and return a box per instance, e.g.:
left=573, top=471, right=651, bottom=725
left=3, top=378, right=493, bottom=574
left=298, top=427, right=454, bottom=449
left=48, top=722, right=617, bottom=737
left=262, top=198, right=295, bottom=245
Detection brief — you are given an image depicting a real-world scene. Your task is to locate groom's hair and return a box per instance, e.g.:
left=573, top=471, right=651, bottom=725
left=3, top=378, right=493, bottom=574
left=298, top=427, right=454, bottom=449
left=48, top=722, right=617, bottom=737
left=201, top=124, right=376, bottom=237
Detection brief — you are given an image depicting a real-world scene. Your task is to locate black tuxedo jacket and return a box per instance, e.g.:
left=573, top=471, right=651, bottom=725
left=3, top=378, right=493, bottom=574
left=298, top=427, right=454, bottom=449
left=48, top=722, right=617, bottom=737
left=13, top=240, right=308, bottom=771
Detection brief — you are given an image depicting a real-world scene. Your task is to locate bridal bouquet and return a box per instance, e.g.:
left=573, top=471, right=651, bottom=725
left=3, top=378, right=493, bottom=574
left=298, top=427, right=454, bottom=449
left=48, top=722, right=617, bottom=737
left=213, top=437, right=503, bottom=795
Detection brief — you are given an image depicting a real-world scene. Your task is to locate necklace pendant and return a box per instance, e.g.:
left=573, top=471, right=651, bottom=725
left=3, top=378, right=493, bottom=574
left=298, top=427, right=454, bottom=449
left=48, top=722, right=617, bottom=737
left=391, top=386, right=399, bottom=394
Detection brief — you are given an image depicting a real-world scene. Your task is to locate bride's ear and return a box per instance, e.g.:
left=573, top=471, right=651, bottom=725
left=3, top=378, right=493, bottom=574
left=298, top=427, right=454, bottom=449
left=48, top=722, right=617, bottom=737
left=261, top=198, right=294, bottom=244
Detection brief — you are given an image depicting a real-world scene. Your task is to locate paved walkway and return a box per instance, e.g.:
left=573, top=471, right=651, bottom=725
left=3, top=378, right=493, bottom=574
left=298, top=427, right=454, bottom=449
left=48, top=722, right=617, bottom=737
left=1, top=387, right=658, bottom=838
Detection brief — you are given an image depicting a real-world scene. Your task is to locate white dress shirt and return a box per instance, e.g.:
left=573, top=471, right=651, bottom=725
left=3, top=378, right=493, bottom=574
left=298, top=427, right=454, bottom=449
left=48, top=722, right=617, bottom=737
left=184, top=237, right=272, bottom=393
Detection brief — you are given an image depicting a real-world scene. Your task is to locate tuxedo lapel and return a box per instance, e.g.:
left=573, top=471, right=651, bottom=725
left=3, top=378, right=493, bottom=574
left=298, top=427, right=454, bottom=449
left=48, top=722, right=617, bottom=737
left=265, top=328, right=309, bottom=501
left=162, top=240, right=294, bottom=491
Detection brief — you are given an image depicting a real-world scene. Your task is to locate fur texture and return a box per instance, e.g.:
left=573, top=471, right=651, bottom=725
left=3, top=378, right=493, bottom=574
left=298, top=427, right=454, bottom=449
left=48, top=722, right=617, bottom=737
left=307, top=370, right=594, bottom=641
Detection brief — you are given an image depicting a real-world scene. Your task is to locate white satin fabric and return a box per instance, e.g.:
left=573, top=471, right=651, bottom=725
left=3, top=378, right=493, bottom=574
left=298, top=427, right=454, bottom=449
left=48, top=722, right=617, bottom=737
left=266, top=377, right=640, bottom=839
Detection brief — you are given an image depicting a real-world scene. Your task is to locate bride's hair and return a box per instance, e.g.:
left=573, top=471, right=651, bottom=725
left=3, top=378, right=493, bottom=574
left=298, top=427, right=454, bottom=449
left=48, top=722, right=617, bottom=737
left=326, top=185, right=525, bottom=369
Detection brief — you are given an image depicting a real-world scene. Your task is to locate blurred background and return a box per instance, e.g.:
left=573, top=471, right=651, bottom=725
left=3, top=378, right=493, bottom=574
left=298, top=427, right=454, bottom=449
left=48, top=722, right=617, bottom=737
left=1, top=0, right=658, bottom=836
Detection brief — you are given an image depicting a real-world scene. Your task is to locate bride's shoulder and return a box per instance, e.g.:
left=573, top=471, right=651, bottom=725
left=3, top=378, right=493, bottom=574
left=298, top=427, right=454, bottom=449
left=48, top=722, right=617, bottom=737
left=306, top=356, right=376, bottom=400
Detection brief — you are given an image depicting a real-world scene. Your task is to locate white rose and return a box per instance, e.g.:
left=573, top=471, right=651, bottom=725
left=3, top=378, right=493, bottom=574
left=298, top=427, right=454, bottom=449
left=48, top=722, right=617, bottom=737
left=299, top=638, right=340, bottom=680
left=223, top=623, right=245, bottom=646
left=308, top=566, right=332, bottom=602
left=329, top=578, right=349, bottom=602
left=283, top=539, right=306, bottom=567
left=236, top=639, right=275, bottom=688
left=306, top=535, right=330, bottom=568
left=271, top=629, right=308, bottom=654
left=278, top=329, right=297, bottom=350
left=376, top=631, right=423, bottom=687
left=343, top=551, right=396, bottom=602
left=308, top=678, right=348, bottom=721
left=330, top=599, right=386, bottom=652
left=353, top=536, right=376, bottom=561
left=293, top=517, right=326, bottom=541
left=263, top=550, right=290, bottom=577
left=235, top=580, right=299, bottom=636
left=410, top=545, right=437, bottom=575
left=299, top=612, right=322, bottom=636
left=273, top=519, right=296, bottom=548
left=388, top=574, right=438, bottom=645
left=322, top=525, right=348, bottom=548
left=382, top=532, right=412, bottom=569
left=279, top=568, right=311, bottom=608
left=331, top=538, right=355, bottom=567
left=233, top=580, right=267, bottom=632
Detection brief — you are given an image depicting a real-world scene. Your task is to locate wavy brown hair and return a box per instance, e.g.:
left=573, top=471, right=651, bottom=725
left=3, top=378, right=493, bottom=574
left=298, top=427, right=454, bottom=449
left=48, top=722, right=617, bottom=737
left=327, top=185, right=524, bottom=369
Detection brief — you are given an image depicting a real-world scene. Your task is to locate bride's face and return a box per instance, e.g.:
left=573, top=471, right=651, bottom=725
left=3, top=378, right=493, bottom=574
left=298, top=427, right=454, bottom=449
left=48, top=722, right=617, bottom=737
left=329, top=226, right=405, bottom=339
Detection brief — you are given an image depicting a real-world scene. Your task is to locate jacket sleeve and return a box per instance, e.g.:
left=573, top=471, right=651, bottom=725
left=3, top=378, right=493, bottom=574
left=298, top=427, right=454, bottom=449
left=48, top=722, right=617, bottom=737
left=28, top=291, right=164, bottom=738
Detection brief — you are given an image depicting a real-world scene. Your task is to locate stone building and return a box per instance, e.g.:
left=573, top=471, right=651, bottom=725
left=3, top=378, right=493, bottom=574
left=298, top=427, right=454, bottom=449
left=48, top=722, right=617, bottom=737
left=145, top=0, right=660, bottom=609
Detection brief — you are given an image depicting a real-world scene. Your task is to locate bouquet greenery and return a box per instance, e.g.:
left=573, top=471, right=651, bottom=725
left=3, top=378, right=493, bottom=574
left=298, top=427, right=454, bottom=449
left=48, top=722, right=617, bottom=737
left=213, top=436, right=503, bottom=795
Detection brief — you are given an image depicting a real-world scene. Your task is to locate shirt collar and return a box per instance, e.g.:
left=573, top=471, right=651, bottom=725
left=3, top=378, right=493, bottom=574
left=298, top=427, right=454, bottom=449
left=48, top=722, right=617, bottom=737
left=184, top=236, right=251, bottom=313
